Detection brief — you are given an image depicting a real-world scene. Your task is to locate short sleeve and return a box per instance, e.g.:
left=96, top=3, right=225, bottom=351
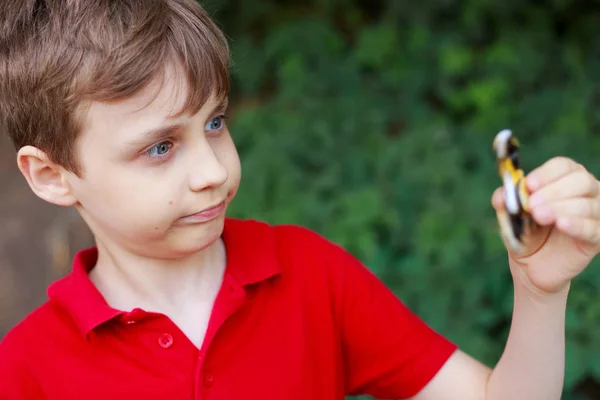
left=326, top=242, right=458, bottom=398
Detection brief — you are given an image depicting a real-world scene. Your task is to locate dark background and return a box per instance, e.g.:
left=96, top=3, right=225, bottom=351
left=1, top=1, right=599, bottom=398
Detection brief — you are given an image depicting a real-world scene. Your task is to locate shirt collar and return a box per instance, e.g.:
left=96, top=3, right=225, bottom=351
left=47, top=218, right=282, bottom=338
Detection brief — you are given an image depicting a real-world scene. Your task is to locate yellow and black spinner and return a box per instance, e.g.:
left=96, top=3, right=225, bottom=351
left=492, top=129, right=535, bottom=254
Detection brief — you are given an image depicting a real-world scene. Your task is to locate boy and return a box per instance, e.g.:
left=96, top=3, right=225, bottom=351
left=1, top=0, right=599, bottom=399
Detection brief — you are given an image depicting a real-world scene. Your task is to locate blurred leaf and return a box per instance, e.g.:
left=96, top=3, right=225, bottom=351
left=214, top=1, right=600, bottom=398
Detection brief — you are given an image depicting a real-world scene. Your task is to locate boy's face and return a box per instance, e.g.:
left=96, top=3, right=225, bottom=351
left=62, top=68, right=241, bottom=259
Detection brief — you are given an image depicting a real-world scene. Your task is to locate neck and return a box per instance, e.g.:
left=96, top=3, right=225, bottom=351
left=89, top=237, right=226, bottom=315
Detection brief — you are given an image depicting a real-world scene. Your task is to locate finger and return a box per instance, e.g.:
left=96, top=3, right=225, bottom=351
left=526, top=156, right=583, bottom=191
left=491, top=186, right=505, bottom=211
left=496, top=209, right=526, bottom=254
left=528, top=170, right=599, bottom=207
left=556, top=216, right=600, bottom=245
left=530, top=198, right=600, bottom=226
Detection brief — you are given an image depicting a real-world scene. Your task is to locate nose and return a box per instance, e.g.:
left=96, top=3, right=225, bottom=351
left=187, top=140, right=228, bottom=192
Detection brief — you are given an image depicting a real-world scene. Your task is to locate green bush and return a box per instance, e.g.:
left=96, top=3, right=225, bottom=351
left=206, top=1, right=600, bottom=398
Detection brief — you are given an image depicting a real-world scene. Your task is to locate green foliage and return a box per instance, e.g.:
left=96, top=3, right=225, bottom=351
left=205, top=0, right=600, bottom=398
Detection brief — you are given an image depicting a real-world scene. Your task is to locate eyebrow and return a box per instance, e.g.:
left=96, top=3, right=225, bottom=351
left=126, top=97, right=230, bottom=150
left=213, top=96, right=229, bottom=114
left=125, top=124, right=182, bottom=151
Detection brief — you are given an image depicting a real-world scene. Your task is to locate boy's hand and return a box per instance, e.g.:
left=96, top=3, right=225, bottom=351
left=492, top=156, right=600, bottom=295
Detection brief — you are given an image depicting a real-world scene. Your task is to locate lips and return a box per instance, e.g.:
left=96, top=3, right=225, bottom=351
left=179, top=201, right=226, bottom=223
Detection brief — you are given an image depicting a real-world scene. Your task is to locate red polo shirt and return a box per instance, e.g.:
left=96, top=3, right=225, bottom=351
left=0, top=218, right=457, bottom=399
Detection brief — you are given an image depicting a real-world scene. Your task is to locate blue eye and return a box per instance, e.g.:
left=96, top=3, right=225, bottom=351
left=205, top=116, right=226, bottom=131
left=146, top=141, right=173, bottom=157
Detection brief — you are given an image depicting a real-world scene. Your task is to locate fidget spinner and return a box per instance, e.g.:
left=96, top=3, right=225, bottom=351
left=492, top=129, right=535, bottom=254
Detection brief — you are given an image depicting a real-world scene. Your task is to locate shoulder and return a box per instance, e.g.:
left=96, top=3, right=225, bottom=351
left=0, top=300, right=64, bottom=360
left=0, top=301, right=61, bottom=395
left=225, top=217, right=330, bottom=242
left=225, top=218, right=377, bottom=302
left=226, top=217, right=357, bottom=272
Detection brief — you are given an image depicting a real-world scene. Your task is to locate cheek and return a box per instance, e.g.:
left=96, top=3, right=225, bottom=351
left=73, top=168, right=179, bottom=234
left=72, top=137, right=173, bottom=232
left=217, top=135, right=242, bottom=190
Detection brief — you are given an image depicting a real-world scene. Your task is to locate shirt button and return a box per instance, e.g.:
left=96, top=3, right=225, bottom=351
left=204, top=374, right=214, bottom=387
left=158, top=333, right=173, bottom=349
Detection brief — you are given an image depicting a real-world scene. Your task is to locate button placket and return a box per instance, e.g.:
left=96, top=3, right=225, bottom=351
left=193, top=273, right=245, bottom=399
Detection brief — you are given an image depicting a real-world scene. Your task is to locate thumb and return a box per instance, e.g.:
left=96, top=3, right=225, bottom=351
left=491, top=185, right=548, bottom=259
left=491, top=186, right=505, bottom=212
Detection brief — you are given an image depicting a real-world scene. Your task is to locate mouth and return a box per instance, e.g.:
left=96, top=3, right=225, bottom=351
left=179, top=201, right=226, bottom=223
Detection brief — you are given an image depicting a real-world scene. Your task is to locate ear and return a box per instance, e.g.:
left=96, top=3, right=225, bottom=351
left=17, top=146, right=78, bottom=207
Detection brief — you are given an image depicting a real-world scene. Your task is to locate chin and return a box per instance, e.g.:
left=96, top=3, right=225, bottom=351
left=167, top=215, right=226, bottom=255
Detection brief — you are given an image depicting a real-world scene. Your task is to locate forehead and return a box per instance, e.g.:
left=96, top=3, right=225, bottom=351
left=83, top=67, right=190, bottom=137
